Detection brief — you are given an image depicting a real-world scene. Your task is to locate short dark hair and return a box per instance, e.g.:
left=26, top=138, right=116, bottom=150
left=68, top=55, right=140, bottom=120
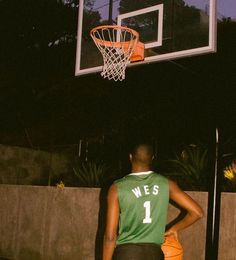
left=130, top=143, right=154, bottom=156
left=130, top=143, right=154, bottom=165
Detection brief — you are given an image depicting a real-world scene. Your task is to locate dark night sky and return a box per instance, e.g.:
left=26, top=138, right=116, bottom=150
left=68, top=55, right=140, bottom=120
left=95, top=0, right=236, bottom=20
left=0, top=0, right=235, bottom=153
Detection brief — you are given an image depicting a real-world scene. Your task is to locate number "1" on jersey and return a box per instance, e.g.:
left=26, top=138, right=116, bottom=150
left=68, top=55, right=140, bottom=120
left=143, top=201, right=152, bottom=223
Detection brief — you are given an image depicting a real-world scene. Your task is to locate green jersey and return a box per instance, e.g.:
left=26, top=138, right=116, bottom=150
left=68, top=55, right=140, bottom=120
left=115, top=171, right=169, bottom=246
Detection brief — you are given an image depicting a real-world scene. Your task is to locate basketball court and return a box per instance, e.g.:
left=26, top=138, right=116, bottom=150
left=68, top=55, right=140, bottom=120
left=74, top=1, right=223, bottom=259
left=1, top=0, right=236, bottom=259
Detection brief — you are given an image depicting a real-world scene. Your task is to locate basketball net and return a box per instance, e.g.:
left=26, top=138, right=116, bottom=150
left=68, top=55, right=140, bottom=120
left=90, top=25, right=144, bottom=81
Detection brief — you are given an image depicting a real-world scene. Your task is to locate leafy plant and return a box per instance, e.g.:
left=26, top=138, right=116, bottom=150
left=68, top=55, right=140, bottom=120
left=163, top=144, right=209, bottom=190
left=223, top=161, right=236, bottom=191
left=73, top=161, right=111, bottom=187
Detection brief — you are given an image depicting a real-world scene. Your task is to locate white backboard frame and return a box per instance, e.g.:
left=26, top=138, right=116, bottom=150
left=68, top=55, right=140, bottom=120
left=75, top=0, right=217, bottom=76
left=117, top=4, right=164, bottom=49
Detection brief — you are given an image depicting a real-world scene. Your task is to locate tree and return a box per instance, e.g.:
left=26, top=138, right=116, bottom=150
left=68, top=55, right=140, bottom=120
left=118, top=0, right=203, bottom=51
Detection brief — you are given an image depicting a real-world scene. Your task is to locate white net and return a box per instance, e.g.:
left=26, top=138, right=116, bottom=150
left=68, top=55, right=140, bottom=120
left=90, top=26, right=139, bottom=81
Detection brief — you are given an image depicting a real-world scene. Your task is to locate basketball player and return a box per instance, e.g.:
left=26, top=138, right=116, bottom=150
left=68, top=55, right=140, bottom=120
left=103, top=143, right=203, bottom=260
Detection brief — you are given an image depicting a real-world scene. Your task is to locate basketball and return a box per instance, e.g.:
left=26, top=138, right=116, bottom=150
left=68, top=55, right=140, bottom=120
left=161, top=236, right=183, bottom=260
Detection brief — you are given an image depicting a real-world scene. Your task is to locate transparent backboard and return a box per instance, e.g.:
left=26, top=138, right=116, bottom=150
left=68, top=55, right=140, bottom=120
left=75, top=0, right=217, bottom=76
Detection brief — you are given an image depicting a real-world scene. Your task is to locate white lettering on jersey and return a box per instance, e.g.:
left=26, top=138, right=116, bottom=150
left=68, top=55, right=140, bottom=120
left=132, top=185, right=160, bottom=198
left=132, top=187, right=142, bottom=198
left=143, top=185, right=150, bottom=195
left=153, top=185, right=159, bottom=195
left=143, top=201, right=152, bottom=223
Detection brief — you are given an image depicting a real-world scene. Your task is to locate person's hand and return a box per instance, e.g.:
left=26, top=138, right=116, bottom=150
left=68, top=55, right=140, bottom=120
left=164, top=228, right=178, bottom=240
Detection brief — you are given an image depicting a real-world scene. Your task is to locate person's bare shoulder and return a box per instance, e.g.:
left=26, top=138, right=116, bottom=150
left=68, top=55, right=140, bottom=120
left=168, top=178, right=181, bottom=194
left=168, top=178, right=203, bottom=217
left=107, top=183, right=119, bottom=205
left=108, top=183, right=118, bottom=197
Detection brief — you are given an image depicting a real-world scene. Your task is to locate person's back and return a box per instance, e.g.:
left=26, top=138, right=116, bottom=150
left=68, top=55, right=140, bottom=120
left=115, top=172, right=169, bottom=246
left=103, top=143, right=203, bottom=260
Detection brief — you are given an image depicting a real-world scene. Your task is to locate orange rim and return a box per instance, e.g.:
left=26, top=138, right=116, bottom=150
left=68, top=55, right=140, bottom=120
left=90, top=25, right=139, bottom=48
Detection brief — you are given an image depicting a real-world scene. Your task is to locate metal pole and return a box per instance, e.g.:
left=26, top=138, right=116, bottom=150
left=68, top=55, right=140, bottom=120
left=108, top=0, right=113, bottom=24
left=205, top=128, right=222, bottom=259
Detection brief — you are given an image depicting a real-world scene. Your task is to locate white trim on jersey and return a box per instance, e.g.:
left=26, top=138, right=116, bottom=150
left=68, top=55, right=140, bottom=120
left=129, top=171, right=153, bottom=176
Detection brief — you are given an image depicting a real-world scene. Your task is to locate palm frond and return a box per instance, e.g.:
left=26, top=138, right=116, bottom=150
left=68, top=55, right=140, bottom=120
left=73, top=161, right=109, bottom=187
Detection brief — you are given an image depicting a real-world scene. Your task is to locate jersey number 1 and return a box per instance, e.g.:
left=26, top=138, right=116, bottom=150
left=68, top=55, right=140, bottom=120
left=143, top=201, right=152, bottom=223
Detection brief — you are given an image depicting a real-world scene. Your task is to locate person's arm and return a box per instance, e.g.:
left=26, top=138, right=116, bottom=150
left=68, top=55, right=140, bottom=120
left=103, top=184, right=120, bottom=260
left=165, top=179, right=204, bottom=239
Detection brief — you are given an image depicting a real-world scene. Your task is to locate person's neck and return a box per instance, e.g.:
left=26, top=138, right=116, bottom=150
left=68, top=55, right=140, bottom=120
left=131, top=165, right=152, bottom=173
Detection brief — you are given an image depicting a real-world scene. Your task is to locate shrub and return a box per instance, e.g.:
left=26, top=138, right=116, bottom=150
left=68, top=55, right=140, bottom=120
left=73, top=161, right=114, bottom=187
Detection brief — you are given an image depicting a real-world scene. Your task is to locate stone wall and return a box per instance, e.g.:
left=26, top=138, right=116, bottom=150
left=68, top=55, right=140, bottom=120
left=0, top=186, right=209, bottom=260
left=167, top=191, right=208, bottom=260
left=0, top=186, right=234, bottom=260
left=218, top=192, right=236, bottom=260
left=0, top=186, right=100, bottom=260
left=0, top=144, right=71, bottom=186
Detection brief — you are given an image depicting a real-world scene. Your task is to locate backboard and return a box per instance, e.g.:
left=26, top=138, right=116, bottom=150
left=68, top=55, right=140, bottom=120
left=75, top=0, right=217, bottom=76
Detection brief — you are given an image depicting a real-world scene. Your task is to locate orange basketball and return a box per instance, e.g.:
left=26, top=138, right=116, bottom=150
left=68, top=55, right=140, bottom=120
left=161, top=236, right=183, bottom=260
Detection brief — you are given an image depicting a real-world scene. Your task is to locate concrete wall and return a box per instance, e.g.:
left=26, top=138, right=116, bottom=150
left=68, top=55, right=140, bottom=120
left=0, top=186, right=234, bottom=260
left=218, top=193, right=236, bottom=260
left=0, top=185, right=100, bottom=260
left=0, top=144, right=71, bottom=185
left=167, top=192, right=208, bottom=260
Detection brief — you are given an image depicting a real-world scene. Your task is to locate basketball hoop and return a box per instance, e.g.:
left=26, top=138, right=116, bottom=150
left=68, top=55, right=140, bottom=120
left=90, top=25, right=144, bottom=81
